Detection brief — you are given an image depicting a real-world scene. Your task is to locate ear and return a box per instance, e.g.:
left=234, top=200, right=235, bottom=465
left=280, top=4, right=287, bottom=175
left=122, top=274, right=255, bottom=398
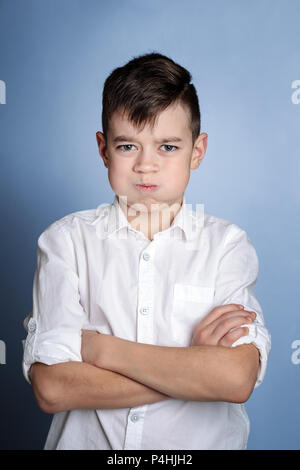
left=96, top=131, right=109, bottom=168
left=190, top=133, right=208, bottom=170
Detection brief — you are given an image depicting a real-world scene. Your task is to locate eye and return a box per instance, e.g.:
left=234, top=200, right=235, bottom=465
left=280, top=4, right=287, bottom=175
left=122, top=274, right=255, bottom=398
left=161, top=144, right=178, bottom=152
left=117, top=144, right=136, bottom=152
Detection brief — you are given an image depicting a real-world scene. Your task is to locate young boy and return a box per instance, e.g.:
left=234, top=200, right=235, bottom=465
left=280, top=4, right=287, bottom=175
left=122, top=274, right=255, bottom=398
left=22, top=52, right=271, bottom=450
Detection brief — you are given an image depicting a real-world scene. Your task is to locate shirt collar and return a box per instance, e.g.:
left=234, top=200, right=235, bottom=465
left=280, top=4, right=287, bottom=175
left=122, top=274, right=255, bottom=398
left=93, top=194, right=204, bottom=241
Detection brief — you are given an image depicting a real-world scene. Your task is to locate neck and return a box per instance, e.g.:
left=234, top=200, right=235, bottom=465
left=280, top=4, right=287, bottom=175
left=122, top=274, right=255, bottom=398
left=118, top=196, right=183, bottom=240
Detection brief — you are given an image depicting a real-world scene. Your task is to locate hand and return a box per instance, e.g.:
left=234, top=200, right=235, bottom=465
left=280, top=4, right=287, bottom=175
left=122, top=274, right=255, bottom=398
left=81, top=329, right=103, bottom=365
left=191, top=304, right=256, bottom=347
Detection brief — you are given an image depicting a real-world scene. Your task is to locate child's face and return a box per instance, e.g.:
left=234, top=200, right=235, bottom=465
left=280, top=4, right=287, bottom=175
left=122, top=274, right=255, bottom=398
left=96, top=102, right=207, bottom=211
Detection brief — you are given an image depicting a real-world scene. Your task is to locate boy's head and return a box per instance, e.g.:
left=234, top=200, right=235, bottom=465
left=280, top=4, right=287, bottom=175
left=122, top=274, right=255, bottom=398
left=96, top=52, right=207, bottom=216
left=101, top=52, right=201, bottom=144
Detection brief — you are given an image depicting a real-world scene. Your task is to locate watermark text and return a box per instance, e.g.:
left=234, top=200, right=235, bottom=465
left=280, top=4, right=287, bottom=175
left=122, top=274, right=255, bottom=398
left=291, top=340, right=300, bottom=365
left=95, top=196, right=204, bottom=241
left=0, top=80, right=6, bottom=104
left=0, top=340, right=6, bottom=364
left=291, top=80, right=300, bottom=104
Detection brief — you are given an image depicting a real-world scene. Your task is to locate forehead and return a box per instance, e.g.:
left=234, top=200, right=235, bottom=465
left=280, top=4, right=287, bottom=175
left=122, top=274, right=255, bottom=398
left=108, top=103, right=192, bottom=141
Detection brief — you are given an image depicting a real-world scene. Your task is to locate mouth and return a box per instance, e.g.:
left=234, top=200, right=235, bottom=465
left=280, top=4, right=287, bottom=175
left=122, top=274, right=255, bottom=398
left=136, top=184, right=158, bottom=193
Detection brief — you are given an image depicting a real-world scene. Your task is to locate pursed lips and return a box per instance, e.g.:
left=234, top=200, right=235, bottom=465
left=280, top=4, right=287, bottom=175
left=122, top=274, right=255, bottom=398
left=136, top=184, right=158, bottom=191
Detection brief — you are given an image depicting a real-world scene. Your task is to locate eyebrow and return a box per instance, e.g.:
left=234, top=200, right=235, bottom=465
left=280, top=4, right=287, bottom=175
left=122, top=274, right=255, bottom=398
left=112, top=135, right=183, bottom=144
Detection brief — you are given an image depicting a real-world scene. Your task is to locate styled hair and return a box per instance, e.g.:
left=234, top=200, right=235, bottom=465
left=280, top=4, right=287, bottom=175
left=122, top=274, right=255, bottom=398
left=102, top=52, right=201, bottom=143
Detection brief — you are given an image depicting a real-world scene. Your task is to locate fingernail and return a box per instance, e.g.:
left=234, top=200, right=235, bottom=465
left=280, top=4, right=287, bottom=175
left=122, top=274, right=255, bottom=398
left=239, top=305, right=244, bottom=309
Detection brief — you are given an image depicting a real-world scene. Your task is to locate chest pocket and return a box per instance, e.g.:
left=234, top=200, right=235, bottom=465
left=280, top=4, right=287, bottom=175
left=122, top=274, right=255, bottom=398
left=171, top=283, right=214, bottom=346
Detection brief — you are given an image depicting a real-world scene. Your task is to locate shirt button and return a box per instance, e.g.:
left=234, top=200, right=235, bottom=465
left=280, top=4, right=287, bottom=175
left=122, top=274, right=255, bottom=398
left=142, top=252, right=150, bottom=261
left=28, top=318, right=36, bottom=333
left=140, top=307, right=150, bottom=315
left=130, top=413, right=140, bottom=423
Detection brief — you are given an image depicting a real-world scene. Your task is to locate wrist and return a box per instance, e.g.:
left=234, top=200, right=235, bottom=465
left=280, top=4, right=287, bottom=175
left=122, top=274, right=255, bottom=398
left=101, top=335, right=131, bottom=373
left=91, top=333, right=110, bottom=368
left=92, top=334, right=126, bottom=371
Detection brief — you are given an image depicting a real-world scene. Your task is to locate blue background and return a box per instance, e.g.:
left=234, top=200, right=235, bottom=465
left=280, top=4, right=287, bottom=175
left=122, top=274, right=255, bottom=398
left=0, top=0, right=299, bottom=449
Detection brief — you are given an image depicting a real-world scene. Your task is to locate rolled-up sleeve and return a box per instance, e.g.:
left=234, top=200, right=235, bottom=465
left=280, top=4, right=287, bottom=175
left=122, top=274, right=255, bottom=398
left=213, top=224, right=271, bottom=388
left=22, top=223, right=88, bottom=384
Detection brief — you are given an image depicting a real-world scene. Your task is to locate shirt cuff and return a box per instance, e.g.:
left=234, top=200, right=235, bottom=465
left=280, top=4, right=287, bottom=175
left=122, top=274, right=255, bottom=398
left=231, top=310, right=271, bottom=388
left=22, top=318, right=83, bottom=384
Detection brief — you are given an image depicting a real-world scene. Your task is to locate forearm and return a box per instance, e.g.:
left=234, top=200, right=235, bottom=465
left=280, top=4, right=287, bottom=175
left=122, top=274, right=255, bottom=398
left=96, top=336, right=259, bottom=403
left=30, top=361, right=170, bottom=414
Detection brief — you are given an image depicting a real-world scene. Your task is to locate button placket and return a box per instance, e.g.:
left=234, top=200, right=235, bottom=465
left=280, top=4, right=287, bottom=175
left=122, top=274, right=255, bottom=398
left=123, top=409, right=145, bottom=450
left=137, top=248, right=155, bottom=344
left=124, top=245, right=156, bottom=450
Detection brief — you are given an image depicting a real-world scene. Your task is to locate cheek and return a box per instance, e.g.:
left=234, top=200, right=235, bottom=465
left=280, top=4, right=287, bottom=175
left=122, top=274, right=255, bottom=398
left=108, top=159, right=130, bottom=189
left=169, top=161, right=190, bottom=188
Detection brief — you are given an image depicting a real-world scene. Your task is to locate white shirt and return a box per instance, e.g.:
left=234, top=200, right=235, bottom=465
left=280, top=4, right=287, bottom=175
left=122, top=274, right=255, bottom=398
left=22, top=194, right=271, bottom=450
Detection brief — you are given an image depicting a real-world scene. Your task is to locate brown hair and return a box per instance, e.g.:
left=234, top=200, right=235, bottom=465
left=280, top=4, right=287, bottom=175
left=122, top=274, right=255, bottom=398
left=102, top=52, right=201, bottom=143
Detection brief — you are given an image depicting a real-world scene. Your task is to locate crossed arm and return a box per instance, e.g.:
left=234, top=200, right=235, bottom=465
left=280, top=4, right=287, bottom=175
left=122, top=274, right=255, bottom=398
left=30, top=304, right=260, bottom=414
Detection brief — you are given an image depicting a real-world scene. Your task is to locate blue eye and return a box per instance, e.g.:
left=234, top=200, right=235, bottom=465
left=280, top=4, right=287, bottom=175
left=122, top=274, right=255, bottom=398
left=161, top=145, right=177, bottom=152
left=118, top=144, right=135, bottom=151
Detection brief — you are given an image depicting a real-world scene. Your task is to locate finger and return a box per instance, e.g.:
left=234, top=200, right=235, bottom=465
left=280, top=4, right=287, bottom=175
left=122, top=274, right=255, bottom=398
left=193, top=314, right=251, bottom=347
left=219, top=327, right=249, bottom=347
left=212, top=315, right=253, bottom=343
left=197, top=304, right=245, bottom=329
left=196, top=309, right=254, bottom=338
left=215, top=309, right=256, bottom=324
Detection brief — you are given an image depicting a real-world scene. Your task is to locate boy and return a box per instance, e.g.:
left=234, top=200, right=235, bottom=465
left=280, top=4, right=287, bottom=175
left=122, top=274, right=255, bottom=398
left=22, top=52, right=271, bottom=450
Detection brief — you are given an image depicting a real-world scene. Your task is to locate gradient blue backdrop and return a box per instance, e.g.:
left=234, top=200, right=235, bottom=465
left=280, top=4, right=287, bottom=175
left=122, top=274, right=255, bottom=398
left=0, top=0, right=299, bottom=450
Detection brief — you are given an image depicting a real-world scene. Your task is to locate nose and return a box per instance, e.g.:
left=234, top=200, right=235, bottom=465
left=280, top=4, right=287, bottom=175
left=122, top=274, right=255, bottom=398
left=133, top=148, right=159, bottom=173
